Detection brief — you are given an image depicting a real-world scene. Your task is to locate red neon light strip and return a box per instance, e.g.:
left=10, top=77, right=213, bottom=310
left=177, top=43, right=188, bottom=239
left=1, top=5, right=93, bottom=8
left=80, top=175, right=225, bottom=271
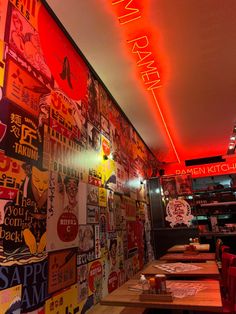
left=151, top=89, right=180, bottom=163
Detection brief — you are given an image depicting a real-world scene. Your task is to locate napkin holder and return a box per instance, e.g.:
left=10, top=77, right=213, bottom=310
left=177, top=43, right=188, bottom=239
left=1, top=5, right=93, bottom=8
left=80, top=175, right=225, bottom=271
left=139, top=290, right=173, bottom=302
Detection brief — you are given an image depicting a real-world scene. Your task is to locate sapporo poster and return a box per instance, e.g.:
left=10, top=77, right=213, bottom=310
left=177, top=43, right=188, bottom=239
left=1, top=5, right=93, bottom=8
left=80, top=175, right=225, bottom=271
left=0, top=284, right=22, bottom=314
left=45, top=284, right=79, bottom=314
left=0, top=259, right=48, bottom=312
left=47, top=171, right=79, bottom=252
left=48, top=248, right=77, bottom=294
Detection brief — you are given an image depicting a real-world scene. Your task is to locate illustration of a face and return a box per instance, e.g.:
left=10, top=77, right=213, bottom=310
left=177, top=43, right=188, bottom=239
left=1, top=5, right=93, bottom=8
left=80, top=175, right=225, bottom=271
left=65, top=178, right=79, bottom=199
left=32, top=166, right=48, bottom=196
left=12, top=13, right=23, bottom=32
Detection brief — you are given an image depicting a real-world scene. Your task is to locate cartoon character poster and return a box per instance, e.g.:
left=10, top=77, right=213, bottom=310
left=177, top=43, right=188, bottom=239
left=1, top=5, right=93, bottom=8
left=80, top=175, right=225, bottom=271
left=47, top=171, right=79, bottom=252
left=8, top=5, right=50, bottom=77
left=1, top=161, right=48, bottom=263
left=87, top=184, right=98, bottom=205
left=0, top=284, right=21, bottom=314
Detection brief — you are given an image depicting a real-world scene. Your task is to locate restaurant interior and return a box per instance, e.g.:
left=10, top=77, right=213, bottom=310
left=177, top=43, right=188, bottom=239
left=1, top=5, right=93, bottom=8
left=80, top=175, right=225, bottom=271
left=0, top=0, right=236, bottom=313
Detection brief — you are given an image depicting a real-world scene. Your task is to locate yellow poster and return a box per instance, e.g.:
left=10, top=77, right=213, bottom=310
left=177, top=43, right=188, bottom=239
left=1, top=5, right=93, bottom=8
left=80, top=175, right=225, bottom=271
left=0, top=40, right=5, bottom=87
left=45, top=284, right=79, bottom=314
left=0, top=284, right=22, bottom=313
left=98, top=187, right=107, bottom=207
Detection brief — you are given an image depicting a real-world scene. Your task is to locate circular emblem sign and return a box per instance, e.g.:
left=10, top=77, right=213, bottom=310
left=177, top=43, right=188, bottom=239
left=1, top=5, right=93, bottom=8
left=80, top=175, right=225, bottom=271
left=57, top=212, right=78, bottom=242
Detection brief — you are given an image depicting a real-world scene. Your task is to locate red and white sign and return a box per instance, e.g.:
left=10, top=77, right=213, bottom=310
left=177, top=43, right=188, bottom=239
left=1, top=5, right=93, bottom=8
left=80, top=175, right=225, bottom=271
left=164, top=157, right=236, bottom=178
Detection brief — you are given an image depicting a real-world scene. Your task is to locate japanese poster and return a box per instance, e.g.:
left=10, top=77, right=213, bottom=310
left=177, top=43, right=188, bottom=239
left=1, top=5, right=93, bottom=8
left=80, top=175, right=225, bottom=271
left=47, top=171, right=79, bottom=252
left=48, top=248, right=77, bottom=294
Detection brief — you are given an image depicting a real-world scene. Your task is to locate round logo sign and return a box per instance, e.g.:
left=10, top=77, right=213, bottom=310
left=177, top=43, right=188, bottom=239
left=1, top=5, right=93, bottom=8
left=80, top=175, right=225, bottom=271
left=57, top=212, right=78, bottom=242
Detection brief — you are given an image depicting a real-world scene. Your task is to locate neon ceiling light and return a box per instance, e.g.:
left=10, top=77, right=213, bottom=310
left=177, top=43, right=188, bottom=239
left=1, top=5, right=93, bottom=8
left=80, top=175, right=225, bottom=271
left=111, top=0, right=180, bottom=163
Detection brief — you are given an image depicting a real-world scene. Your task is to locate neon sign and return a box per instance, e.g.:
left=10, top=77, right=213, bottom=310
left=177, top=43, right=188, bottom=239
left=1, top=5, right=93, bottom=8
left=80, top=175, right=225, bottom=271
left=111, top=0, right=180, bottom=162
left=112, top=0, right=161, bottom=91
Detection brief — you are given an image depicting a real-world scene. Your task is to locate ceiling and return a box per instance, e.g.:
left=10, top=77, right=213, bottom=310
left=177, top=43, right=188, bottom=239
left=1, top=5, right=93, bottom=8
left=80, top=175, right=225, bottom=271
left=46, top=0, right=236, bottom=165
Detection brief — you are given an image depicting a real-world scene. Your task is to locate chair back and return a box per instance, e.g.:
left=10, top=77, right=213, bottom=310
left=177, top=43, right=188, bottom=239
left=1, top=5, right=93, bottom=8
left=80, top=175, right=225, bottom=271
left=222, top=252, right=236, bottom=292
left=228, top=266, right=236, bottom=314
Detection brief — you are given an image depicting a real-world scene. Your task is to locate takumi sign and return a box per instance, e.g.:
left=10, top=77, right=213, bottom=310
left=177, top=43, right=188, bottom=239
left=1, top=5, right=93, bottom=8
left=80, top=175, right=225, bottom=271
left=164, top=157, right=236, bottom=178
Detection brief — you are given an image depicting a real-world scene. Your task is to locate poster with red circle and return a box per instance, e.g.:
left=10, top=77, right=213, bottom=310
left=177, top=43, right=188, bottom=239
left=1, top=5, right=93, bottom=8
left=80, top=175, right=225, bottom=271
left=38, top=5, right=88, bottom=100
left=88, top=260, right=102, bottom=292
left=57, top=212, right=78, bottom=242
left=108, top=271, right=118, bottom=293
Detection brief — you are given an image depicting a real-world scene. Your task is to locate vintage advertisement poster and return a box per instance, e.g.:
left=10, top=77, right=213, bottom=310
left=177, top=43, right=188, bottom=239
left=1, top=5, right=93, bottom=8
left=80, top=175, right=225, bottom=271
left=0, top=259, right=48, bottom=312
left=48, top=248, right=77, bottom=294
left=87, top=184, right=98, bottom=205
left=45, top=284, right=79, bottom=314
left=77, top=224, right=100, bottom=266
left=98, top=187, right=107, bottom=207
left=77, top=263, right=88, bottom=303
left=87, top=205, right=99, bottom=224
left=1, top=159, right=48, bottom=263
left=88, top=259, right=103, bottom=304
left=47, top=171, right=79, bottom=252
left=0, top=284, right=22, bottom=314
left=0, top=100, right=44, bottom=167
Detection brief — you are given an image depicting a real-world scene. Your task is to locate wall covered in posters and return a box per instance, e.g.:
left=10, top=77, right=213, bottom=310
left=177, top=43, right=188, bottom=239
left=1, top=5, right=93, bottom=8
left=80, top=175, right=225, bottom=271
left=0, top=0, right=157, bottom=312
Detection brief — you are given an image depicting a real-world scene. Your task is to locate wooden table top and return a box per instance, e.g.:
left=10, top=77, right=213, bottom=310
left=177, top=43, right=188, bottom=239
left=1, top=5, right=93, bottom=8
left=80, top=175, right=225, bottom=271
left=159, top=252, right=216, bottom=262
left=167, top=243, right=210, bottom=253
left=100, top=279, right=222, bottom=312
left=141, top=260, right=220, bottom=278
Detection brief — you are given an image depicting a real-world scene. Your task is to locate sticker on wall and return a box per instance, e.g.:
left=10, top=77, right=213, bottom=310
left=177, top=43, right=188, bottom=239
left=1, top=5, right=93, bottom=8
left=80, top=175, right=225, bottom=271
left=77, top=264, right=88, bottom=303
left=0, top=259, right=48, bottom=312
left=87, top=72, right=100, bottom=128
left=45, top=284, right=79, bottom=314
left=0, top=101, right=44, bottom=167
left=0, top=150, right=25, bottom=201
left=47, top=171, right=79, bottom=251
left=88, top=259, right=103, bottom=304
left=101, top=114, right=110, bottom=138
left=98, top=187, right=107, bottom=207
left=4, top=57, right=48, bottom=117
left=165, top=198, right=194, bottom=228
left=127, top=221, right=138, bottom=258
left=48, top=248, right=77, bottom=294
left=50, top=89, right=81, bottom=141
left=0, top=284, right=22, bottom=314
left=77, top=224, right=100, bottom=266
left=38, top=4, right=88, bottom=100
left=87, top=122, right=101, bottom=152
left=107, top=271, right=118, bottom=293
left=87, top=205, right=99, bottom=224
left=87, top=184, right=98, bottom=205
left=2, top=163, right=48, bottom=263
left=108, top=236, right=118, bottom=271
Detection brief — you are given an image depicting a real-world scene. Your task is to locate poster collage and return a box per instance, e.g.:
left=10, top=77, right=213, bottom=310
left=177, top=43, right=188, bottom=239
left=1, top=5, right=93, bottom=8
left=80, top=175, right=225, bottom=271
left=0, top=1, right=156, bottom=313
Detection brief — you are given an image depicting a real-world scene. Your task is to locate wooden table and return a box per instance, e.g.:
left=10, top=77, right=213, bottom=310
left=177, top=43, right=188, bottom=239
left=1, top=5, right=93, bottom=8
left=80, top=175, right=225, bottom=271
left=159, top=252, right=215, bottom=262
left=101, top=279, right=222, bottom=312
left=167, top=243, right=210, bottom=252
left=141, top=260, right=220, bottom=278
